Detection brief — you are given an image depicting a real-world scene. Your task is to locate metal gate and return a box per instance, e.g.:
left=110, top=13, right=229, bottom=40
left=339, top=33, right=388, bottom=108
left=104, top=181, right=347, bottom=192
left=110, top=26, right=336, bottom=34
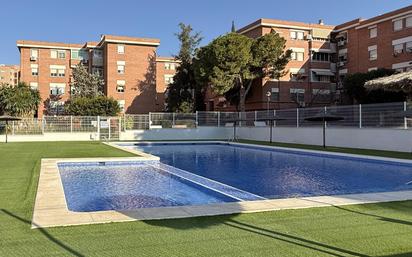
left=99, top=117, right=120, bottom=141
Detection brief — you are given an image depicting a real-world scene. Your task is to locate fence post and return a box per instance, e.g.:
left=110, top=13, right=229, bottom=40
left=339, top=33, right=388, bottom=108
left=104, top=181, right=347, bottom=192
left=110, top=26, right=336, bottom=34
left=70, top=116, right=73, bottom=133
left=12, top=121, right=15, bottom=135
left=359, top=104, right=362, bottom=128
left=195, top=111, right=198, bottom=128
left=172, top=113, right=176, bottom=126
left=254, top=111, right=257, bottom=124
left=97, top=116, right=100, bottom=140
left=41, top=117, right=45, bottom=134
left=239, top=112, right=242, bottom=127
left=217, top=112, right=220, bottom=127
left=108, top=118, right=111, bottom=140
left=324, top=106, right=327, bottom=128
left=273, top=110, right=277, bottom=127
left=148, top=112, right=152, bottom=129
left=296, top=108, right=299, bottom=128
left=404, top=101, right=408, bottom=129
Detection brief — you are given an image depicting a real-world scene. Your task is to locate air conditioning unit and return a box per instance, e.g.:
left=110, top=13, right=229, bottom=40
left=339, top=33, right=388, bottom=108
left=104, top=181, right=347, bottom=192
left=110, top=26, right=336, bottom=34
left=337, top=41, right=346, bottom=47
left=81, top=59, right=89, bottom=64
left=305, top=34, right=313, bottom=41
left=299, top=101, right=306, bottom=107
left=30, top=56, right=37, bottom=61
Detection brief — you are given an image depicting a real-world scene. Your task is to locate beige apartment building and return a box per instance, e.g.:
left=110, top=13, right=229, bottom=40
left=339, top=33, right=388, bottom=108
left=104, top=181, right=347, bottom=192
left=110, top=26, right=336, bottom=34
left=207, top=5, right=412, bottom=111
left=0, top=64, right=19, bottom=86
left=17, top=35, right=178, bottom=117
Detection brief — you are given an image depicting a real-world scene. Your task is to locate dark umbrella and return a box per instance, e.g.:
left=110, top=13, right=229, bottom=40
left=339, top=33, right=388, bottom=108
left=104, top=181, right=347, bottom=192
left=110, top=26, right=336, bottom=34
left=304, top=111, right=344, bottom=148
left=226, top=118, right=249, bottom=142
left=256, top=116, right=287, bottom=143
left=0, top=115, right=21, bottom=143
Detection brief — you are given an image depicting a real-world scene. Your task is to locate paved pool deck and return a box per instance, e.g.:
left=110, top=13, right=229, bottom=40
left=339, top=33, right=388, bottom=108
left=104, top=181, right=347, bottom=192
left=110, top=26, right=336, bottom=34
left=31, top=142, right=412, bottom=228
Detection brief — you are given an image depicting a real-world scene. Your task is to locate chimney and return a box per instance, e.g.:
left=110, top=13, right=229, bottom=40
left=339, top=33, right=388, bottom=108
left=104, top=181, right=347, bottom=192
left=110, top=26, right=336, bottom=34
left=318, top=19, right=324, bottom=25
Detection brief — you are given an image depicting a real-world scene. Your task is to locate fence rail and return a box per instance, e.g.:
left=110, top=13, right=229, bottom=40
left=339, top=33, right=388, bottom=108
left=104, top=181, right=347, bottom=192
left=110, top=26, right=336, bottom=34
left=0, top=102, right=411, bottom=136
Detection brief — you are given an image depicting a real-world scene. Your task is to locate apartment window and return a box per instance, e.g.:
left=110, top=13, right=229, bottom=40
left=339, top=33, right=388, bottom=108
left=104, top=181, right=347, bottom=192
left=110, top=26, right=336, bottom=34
left=312, top=89, right=331, bottom=102
left=165, top=74, right=174, bottom=84
left=118, top=100, right=125, bottom=112
left=291, top=51, right=304, bottom=61
left=51, top=50, right=66, bottom=59
left=71, top=50, right=79, bottom=59
left=406, top=42, right=412, bottom=53
left=290, top=31, right=304, bottom=40
left=369, top=27, right=377, bottom=38
left=49, top=101, right=65, bottom=114
left=31, top=64, right=38, bottom=76
left=394, top=44, right=404, bottom=55
left=29, top=82, right=38, bottom=90
left=165, top=62, right=176, bottom=70
left=117, top=65, right=125, bottom=74
left=50, top=83, right=65, bottom=95
left=393, top=19, right=403, bottom=31
left=92, top=67, right=103, bottom=77
left=117, top=44, right=125, bottom=54
left=368, top=45, right=377, bottom=60
left=406, top=16, right=412, bottom=28
left=270, top=88, right=279, bottom=101
left=290, top=88, right=305, bottom=102
left=30, top=49, right=38, bottom=59
left=93, top=50, right=102, bottom=58
left=312, top=52, right=330, bottom=62
left=50, top=66, right=65, bottom=77
left=116, top=80, right=125, bottom=93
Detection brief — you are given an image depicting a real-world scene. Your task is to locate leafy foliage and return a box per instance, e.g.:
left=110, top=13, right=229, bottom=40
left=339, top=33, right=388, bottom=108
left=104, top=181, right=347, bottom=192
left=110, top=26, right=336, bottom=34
left=0, top=82, right=41, bottom=117
left=70, top=64, right=104, bottom=98
left=166, top=23, right=203, bottom=113
left=194, top=31, right=291, bottom=111
left=65, top=96, right=121, bottom=116
left=343, top=69, right=405, bottom=104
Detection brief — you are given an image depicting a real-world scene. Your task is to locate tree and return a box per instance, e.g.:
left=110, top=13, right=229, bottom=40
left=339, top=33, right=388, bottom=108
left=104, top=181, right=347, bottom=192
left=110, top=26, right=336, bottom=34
left=166, top=23, right=202, bottom=112
left=343, top=68, right=405, bottom=104
left=231, top=21, right=236, bottom=32
left=65, top=96, right=121, bottom=116
left=195, top=31, right=291, bottom=112
left=70, top=64, right=104, bottom=98
left=0, top=82, right=41, bottom=117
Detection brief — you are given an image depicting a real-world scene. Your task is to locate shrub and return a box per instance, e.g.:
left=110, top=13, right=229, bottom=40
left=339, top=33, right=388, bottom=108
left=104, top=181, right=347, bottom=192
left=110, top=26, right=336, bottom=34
left=65, top=96, right=121, bottom=116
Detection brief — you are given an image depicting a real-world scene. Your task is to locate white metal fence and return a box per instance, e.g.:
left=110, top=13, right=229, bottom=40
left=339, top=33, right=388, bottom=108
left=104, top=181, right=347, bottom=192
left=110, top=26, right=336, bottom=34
left=0, top=102, right=411, bottom=139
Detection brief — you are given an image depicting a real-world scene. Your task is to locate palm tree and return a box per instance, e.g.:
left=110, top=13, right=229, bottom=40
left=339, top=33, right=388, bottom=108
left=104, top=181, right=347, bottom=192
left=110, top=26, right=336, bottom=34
left=0, top=82, right=41, bottom=117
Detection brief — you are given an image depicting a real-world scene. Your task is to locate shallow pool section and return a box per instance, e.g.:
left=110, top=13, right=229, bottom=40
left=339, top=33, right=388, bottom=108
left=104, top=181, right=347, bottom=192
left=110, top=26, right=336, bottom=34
left=58, top=161, right=237, bottom=212
left=122, top=142, right=412, bottom=199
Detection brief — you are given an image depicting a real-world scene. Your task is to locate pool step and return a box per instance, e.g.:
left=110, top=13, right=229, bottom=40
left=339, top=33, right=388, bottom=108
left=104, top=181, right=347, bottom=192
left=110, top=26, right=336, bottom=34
left=149, top=163, right=266, bottom=202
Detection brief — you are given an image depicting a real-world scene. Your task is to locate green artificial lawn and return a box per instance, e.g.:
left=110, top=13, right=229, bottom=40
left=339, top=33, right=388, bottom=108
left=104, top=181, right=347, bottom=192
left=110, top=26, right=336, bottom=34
left=0, top=141, right=411, bottom=257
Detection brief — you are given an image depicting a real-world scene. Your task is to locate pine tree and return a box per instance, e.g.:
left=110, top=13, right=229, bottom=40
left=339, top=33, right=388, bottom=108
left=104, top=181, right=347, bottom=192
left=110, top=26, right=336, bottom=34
left=231, top=21, right=236, bottom=33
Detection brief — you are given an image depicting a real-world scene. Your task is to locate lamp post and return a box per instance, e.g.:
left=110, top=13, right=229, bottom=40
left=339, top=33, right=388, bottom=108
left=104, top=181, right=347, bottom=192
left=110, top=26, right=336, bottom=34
left=266, top=91, right=271, bottom=114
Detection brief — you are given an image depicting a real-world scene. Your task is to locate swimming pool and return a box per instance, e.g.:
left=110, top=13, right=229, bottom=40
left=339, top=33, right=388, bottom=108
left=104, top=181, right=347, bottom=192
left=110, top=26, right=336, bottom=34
left=127, top=142, right=412, bottom=198
left=58, top=142, right=412, bottom=212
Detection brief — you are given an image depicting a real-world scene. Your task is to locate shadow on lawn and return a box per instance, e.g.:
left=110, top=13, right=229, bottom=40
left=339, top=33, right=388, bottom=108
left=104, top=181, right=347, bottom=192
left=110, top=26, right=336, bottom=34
left=144, top=215, right=370, bottom=257
left=1, top=209, right=85, bottom=257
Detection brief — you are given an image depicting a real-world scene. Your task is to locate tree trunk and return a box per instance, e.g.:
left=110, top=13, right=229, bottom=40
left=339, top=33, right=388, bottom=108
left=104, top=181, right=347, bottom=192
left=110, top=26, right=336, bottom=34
left=238, top=80, right=253, bottom=113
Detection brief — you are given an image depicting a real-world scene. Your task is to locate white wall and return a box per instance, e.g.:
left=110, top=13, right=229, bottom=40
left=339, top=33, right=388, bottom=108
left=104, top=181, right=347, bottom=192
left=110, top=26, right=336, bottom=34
left=237, top=126, right=412, bottom=152
left=120, top=127, right=232, bottom=141
left=0, top=133, right=95, bottom=142
left=1, top=126, right=411, bottom=153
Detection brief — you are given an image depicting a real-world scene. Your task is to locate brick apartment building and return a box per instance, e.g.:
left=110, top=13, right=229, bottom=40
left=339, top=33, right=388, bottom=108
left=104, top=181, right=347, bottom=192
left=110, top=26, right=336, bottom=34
left=0, top=64, right=19, bottom=86
left=206, top=5, right=412, bottom=111
left=17, top=35, right=178, bottom=117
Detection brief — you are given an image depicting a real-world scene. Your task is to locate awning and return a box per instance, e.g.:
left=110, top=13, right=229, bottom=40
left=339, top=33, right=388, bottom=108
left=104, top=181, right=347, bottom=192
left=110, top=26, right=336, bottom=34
left=312, top=28, right=331, bottom=39
left=313, top=70, right=335, bottom=76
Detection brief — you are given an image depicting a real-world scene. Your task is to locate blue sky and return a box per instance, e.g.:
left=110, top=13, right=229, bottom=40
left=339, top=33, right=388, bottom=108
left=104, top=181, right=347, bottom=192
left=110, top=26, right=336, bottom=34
left=1, top=0, right=411, bottom=64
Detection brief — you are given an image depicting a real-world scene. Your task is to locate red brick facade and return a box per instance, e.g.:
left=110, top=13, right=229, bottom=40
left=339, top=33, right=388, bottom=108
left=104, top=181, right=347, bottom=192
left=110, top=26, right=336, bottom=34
left=207, top=5, right=412, bottom=111
left=17, top=36, right=178, bottom=117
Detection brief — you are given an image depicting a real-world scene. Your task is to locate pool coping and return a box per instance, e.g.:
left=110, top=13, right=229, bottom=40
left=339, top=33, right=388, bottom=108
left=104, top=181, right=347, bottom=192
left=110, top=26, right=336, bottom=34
left=32, top=141, right=412, bottom=228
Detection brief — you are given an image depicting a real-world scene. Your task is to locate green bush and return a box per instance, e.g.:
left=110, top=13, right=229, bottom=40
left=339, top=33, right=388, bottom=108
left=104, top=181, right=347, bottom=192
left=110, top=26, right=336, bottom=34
left=65, top=96, right=121, bottom=116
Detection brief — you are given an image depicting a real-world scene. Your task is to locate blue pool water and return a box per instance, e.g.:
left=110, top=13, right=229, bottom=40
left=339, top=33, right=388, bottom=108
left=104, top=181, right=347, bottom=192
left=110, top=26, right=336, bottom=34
left=130, top=143, right=412, bottom=199
left=58, top=143, right=412, bottom=212
left=59, top=162, right=236, bottom=212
